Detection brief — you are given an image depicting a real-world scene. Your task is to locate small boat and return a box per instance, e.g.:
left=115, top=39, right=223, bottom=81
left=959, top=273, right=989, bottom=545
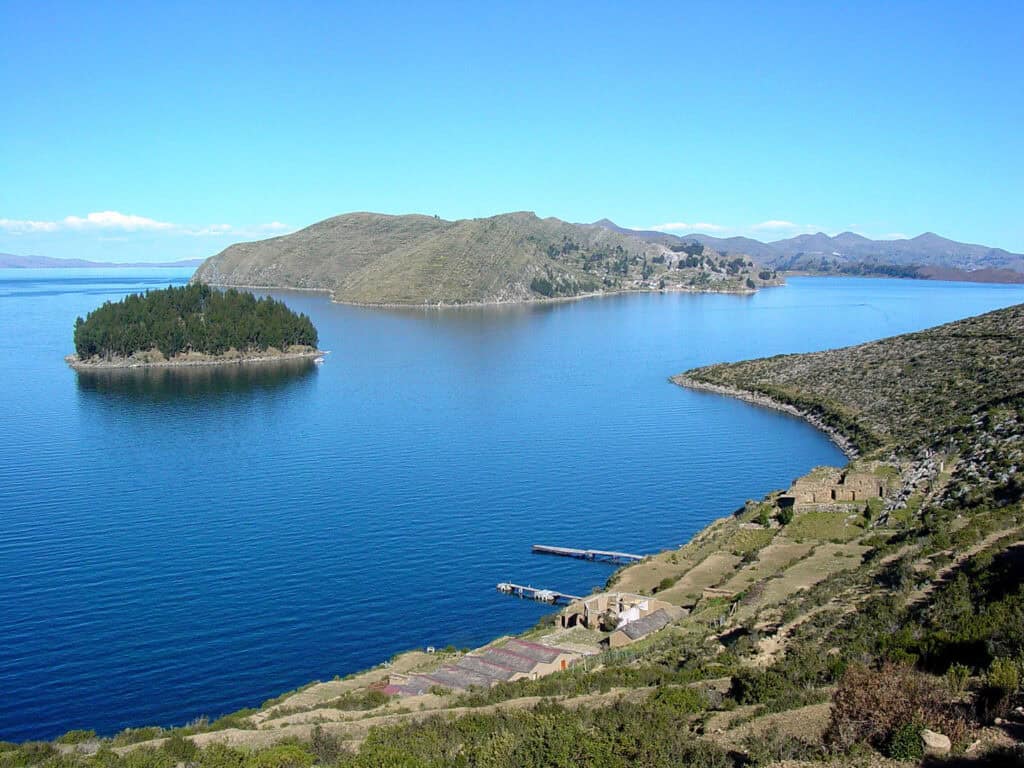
left=313, top=356, right=325, bottom=365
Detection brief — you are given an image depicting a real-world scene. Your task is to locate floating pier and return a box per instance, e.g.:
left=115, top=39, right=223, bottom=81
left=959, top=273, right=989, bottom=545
left=531, top=544, right=647, bottom=565
left=496, top=582, right=583, bottom=604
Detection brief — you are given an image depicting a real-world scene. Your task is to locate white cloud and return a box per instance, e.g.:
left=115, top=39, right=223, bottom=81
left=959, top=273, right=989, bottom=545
left=63, top=210, right=174, bottom=231
left=647, top=221, right=726, bottom=233
left=0, top=218, right=60, bottom=233
left=1, top=211, right=293, bottom=239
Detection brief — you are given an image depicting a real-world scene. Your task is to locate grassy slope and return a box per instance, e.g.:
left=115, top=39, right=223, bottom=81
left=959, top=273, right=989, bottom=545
left=192, top=211, right=773, bottom=304
left=677, top=303, right=1024, bottom=453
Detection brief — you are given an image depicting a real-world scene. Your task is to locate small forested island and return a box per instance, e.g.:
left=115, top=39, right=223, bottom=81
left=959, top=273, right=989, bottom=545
left=67, top=284, right=321, bottom=369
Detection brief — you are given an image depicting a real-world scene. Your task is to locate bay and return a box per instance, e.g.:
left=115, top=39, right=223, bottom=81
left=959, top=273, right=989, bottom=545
left=2, top=270, right=1023, bottom=741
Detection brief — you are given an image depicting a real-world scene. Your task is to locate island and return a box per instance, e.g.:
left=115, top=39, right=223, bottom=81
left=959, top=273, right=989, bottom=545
left=21, top=301, right=1022, bottom=766
left=191, top=211, right=782, bottom=305
left=65, top=284, right=323, bottom=369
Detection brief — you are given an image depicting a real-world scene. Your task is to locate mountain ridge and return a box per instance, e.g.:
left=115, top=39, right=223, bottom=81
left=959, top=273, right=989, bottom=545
left=193, top=211, right=777, bottom=304
left=590, top=220, right=1024, bottom=275
left=0, top=253, right=204, bottom=269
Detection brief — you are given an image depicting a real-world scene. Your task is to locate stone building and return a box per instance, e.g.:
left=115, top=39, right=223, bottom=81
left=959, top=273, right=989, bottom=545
left=780, top=466, right=892, bottom=508
left=559, top=592, right=675, bottom=630
left=384, top=639, right=581, bottom=696
left=607, top=608, right=675, bottom=648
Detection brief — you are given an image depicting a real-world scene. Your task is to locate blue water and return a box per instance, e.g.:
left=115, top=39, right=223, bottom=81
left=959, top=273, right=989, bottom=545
left=2, top=270, right=1023, bottom=742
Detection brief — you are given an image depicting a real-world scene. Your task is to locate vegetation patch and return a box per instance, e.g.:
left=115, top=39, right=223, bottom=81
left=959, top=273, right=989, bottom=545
left=72, top=284, right=318, bottom=361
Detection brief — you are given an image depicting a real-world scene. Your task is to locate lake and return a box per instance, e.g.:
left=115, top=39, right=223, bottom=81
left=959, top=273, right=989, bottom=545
left=2, top=270, right=1023, bottom=741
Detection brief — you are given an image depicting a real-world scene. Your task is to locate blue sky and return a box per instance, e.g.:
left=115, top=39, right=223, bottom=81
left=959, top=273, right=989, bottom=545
left=2, top=1, right=1022, bottom=261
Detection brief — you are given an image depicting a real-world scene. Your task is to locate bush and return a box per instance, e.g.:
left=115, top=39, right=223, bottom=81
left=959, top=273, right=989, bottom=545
left=1, top=743, right=57, bottom=768
left=111, top=729, right=164, bottom=747
left=309, top=726, right=348, bottom=764
left=656, top=576, right=678, bottom=593
left=977, top=656, right=1021, bottom=722
left=54, top=731, right=96, bottom=746
left=197, top=744, right=246, bottom=768
left=946, top=663, right=971, bottom=694
left=207, top=709, right=258, bottom=731
left=647, top=686, right=706, bottom=714
left=247, top=745, right=313, bottom=768
left=162, top=733, right=197, bottom=762
left=742, top=725, right=819, bottom=766
left=826, top=662, right=969, bottom=753
left=120, top=748, right=174, bottom=768
left=885, top=721, right=924, bottom=760
left=776, top=507, right=794, bottom=526
left=326, top=690, right=389, bottom=711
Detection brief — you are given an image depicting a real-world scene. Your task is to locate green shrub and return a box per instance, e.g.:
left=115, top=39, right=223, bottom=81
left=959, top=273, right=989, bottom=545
left=946, top=663, right=971, bottom=694
left=987, top=656, right=1021, bottom=693
left=55, top=731, right=96, bottom=746
left=742, top=725, right=819, bottom=766
left=120, top=748, right=174, bottom=768
left=776, top=507, right=794, bottom=526
left=647, top=686, right=706, bottom=714
left=161, top=733, right=197, bottom=762
left=656, top=576, right=678, bottom=593
left=1, top=743, right=57, bottom=768
left=326, top=690, right=389, bottom=711
left=197, top=743, right=246, bottom=768
left=111, top=729, right=164, bottom=748
left=88, top=746, right=122, bottom=768
left=978, top=656, right=1022, bottom=721
left=309, top=726, right=348, bottom=765
left=885, top=721, right=923, bottom=760
left=246, top=744, right=313, bottom=768
left=207, top=709, right=258, bottom=731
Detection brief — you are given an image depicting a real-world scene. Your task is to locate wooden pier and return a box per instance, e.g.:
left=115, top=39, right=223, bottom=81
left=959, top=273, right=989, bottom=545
left=531, top=544, right=646, bottom=565
left=496, top=582, right=583, bottom=604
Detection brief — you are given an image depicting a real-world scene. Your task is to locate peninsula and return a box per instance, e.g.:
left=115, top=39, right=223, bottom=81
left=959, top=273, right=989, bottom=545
left=65, top=284, right=322, bottom=370
left=191, top=211, right=780, bottom=305
left=21, top=302, right=1023, bottom=766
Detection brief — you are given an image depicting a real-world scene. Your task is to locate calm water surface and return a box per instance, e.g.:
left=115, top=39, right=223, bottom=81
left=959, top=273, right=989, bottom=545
left=2, top=270, right=1024, bottom=741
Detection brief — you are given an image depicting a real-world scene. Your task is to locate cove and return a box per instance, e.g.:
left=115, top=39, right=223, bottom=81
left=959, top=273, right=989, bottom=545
left=2, top=270, right=1024, bottom=741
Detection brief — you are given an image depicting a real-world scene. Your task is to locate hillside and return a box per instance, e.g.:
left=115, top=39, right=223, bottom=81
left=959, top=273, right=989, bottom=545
left=592, top=221, right=1024, bottom=280
left=8, top=306, right=1024, bottom=766
left=676, top=304, right=1024, bottom=455
left=192, top=212, right=777, bottom=304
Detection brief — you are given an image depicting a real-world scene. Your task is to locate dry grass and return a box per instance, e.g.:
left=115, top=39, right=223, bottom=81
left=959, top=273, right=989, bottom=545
left=785, top=511, right=864, bottom=543
left=658, top=552, right=743, bottom=604
left=758, top=543, right=869, bottom=607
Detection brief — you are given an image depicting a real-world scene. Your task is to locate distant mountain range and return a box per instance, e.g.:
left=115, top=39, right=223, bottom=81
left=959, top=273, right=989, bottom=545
left=591, top=220, right=1024, bottom=282
left=0, top=254, right=204, bottom=269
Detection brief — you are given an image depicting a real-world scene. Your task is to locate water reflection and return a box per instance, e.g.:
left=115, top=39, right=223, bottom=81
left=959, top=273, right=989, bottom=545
left=75, top=358, right=317, bottom=399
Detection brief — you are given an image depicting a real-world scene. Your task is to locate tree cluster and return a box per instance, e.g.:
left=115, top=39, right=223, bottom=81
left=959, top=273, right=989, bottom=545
left=73, top=284, right=318, bottom=360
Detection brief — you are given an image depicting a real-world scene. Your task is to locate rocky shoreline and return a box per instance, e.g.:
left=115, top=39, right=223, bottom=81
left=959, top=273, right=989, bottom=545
left=671, top=375, right=860, bottom=459
left=65, top=348, right=325, bottom=371
left=201, top=281, right=768, bottom=310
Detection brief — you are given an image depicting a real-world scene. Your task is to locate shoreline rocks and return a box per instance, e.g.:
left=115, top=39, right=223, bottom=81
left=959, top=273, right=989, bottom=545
left=672, top=376, right=859, bottom=460
left=65, top=347, right=325, bottom=371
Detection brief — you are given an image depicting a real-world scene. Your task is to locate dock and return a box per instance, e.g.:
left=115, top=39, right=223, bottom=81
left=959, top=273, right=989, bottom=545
left=496, top=582, right=583, bottom=604
left=531, top=544, right=646, bottom=565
